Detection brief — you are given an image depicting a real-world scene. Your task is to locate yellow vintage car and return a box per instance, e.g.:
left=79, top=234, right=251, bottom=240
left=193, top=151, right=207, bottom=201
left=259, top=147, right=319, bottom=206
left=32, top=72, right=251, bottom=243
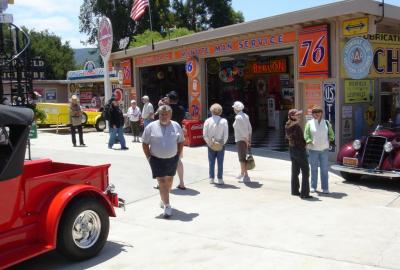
left=36, top=103, right=106, bottom=131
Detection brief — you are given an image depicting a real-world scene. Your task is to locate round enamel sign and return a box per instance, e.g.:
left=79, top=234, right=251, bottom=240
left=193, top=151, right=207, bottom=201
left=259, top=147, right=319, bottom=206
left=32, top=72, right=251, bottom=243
left=343, top=37, right=373, bottom=79
left=98, top=17, right=113, bottom=58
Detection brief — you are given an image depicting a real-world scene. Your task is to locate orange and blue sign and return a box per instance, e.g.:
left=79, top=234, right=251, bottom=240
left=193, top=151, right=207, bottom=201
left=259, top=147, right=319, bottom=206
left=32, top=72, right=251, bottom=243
left=298, top=24, right=330, bottom=80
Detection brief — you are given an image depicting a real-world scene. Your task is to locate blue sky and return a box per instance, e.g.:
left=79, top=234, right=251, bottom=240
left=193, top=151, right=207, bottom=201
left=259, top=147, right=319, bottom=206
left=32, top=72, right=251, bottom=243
left=6, top=0, right=400, bottom=49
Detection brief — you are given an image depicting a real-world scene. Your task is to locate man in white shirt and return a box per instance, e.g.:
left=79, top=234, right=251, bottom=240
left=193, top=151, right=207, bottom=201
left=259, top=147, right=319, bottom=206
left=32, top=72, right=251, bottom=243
left=142, top=105, right=184, bottom=218
left=127, top=100, right=141, bottom=142
left=232, top=101, right=252, bottom=182
left=141, top=95, right=154, bottom=128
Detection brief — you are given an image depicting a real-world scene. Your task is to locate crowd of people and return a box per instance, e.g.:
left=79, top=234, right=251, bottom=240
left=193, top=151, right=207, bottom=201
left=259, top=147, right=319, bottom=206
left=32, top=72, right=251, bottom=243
left=67, top=93, right=334, bottom=219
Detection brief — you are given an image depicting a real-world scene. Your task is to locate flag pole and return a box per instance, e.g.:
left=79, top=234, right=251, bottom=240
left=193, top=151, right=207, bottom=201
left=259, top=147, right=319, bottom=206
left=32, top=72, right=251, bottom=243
left=147, top=0, right=154, bottom=50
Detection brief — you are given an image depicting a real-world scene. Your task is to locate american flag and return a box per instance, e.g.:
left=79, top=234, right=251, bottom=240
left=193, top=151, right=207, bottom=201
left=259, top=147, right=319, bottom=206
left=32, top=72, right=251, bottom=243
left=130, top=0, right=149, bottom=21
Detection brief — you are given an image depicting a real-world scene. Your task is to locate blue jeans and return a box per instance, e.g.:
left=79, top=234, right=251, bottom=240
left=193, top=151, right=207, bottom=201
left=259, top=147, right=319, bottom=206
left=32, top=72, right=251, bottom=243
left=208, top=146, right=225, bottom=179
left=308, top=149, right=329, bottom=191
left=144, top=118, right=153, bottom=128
left=108, top=127, right=126, bottom=148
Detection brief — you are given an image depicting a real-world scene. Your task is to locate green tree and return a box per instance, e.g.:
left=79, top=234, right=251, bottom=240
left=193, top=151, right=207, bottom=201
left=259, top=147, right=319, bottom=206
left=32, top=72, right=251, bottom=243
left=205, top=0, right=244, bottom=28
left=79, top=0, right=172, bottom=51
left=27, top=29, right=75, bottom=80
left=130, top=27, right=194, bottom=48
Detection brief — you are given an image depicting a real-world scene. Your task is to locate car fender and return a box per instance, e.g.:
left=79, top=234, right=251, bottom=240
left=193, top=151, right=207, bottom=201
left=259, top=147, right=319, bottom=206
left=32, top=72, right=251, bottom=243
left=42, top=184, right=116, bottom=248
left=336, top=142, right=357, bottom=163
left=94, top=114, right=103, bottom=123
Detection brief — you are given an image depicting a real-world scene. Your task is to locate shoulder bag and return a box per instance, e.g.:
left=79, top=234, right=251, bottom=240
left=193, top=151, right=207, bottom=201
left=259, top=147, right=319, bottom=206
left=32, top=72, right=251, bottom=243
left=210, top=118, right=224, bottom=152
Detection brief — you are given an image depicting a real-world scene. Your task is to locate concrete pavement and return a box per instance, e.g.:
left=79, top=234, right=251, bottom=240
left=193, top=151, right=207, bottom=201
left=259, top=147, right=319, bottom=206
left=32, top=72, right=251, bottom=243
left=11, top=129, right=400, bottom=270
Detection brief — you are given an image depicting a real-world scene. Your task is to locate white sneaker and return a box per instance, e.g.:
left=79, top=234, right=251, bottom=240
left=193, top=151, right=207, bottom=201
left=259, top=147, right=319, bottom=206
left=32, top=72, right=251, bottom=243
left=322, top=189, right=330, bottom=194
left=160, top=201, right=164, bottom=209
left=163, top=205, right=172, bottom=218
left=236, top=174, right=244, bottom=180
left=242, top=175, right=251, bottom=183
left=217, top=178, right=224, bottom=185
left=310, top=188, right=316, bottom=193
left=209, top=178, right=215, bottom=184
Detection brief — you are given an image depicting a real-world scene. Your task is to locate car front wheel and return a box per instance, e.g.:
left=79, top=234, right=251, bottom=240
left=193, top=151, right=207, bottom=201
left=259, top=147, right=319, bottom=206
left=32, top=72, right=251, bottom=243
left=340, top=172, right=362, bottom=182
left=57, top=198, right=109, bottom=260
left=95, top=118, right=106, bottom=131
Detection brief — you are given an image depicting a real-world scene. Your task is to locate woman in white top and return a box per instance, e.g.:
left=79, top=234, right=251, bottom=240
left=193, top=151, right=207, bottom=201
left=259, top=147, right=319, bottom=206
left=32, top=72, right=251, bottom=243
left=232, top=101, right=252, bottom=182
left=127, top=100, right=141, bottom=142
left=203, top=103, right=229, bottom=185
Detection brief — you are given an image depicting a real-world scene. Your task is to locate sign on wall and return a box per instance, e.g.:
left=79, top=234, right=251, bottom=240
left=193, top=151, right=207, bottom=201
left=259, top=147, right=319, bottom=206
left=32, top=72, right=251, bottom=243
left=252, top=58, right=287, bottom=74
left=342, top=17, right=369, bottom=37
left=298, top=24, right=330, bottom=80
left=45, top=89, right=57, bottom=102
left=342, top=119, right=353, bottom=144
left=323, top=82, right=336, bottom=152
left=344, top=80, right=374, bottom=103
left=120, top=59, right=133, bottom=86
left=304, top=83, right=322, bottom=120
left=343, top=37, right=374, bottom=79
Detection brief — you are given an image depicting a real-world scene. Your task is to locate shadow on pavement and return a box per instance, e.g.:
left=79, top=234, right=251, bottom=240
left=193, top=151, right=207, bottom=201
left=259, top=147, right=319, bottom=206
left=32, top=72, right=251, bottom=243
left=10, top=241, right=130, bottom=270
left=243, top=181, right=263, bottom=189
left=317, top=192, right=348, bottom=199
left=171, top=188, right=200, bottom=196
left=342, top=176, right=400, bottom=193
left=301, top=195, right=321, bottom=202
left=213, top=183, right=240, bottom=189
left=156, top=209, right=199, bottom=222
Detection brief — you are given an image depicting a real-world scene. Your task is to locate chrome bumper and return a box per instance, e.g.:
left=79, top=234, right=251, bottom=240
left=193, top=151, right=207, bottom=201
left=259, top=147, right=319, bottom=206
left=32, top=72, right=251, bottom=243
left=331, top=165, right=400, bottom=178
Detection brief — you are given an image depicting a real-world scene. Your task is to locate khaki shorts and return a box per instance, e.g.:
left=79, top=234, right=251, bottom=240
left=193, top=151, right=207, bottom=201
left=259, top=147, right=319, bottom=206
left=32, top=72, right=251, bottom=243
left=237, top=140, right=248, bottom=162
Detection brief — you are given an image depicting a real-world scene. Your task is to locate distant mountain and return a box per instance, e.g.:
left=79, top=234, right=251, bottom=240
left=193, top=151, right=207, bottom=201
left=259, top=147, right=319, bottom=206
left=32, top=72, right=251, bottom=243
left=73, top=48, right=101, bottom=69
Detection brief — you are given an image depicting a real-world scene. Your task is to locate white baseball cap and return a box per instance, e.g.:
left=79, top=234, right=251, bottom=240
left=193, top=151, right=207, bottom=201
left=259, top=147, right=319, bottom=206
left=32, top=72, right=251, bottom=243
left=232, top=101, right=244, bottom=111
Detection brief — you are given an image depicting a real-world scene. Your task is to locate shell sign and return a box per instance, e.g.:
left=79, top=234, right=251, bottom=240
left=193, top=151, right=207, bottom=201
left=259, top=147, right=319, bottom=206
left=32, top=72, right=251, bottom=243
left=98, top=17, right=113, bottom=59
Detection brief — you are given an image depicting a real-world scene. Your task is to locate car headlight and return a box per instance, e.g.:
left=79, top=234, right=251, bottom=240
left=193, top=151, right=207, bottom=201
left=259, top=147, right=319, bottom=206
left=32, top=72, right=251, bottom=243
left=384, top=142, right=394, bottom=153
left=352, top=140, right=361, bottom=150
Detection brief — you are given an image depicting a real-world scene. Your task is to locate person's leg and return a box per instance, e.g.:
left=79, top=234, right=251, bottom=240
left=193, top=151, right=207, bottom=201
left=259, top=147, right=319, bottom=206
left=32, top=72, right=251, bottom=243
left=299, top=150, right=310, bottom=197
left=108, top=127, right=116, bottom=148
left=290, top=149, right=300, bottom=195
left=157, top=177, right=169, bottom=205
left=217, top=147, right=225, bottom=180
left=308, top=150, right=319, bottom=190
left=77, top=125, right=84, bottom=145
left=177, top=158, right=185, bottom=188
left=320, top=150, right=329, bottom=192
left=130, top=121, right=135, bottom=141
left=208, top=147, right=216, bottom=179
left=133, top=121, right=140, bottom=141
left=70, top=125, right=77, bottom=146
left=117, top=127, right=127, bottom=148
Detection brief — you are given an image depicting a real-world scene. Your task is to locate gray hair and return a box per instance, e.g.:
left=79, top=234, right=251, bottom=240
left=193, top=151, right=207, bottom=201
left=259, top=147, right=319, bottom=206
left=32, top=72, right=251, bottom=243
left=157, top=104, right=172, bottom=113
left=210, top=103, right=223, bottom=116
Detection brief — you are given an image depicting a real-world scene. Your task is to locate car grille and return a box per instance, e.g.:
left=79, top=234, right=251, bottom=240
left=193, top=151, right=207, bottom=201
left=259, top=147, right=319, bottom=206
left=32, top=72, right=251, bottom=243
left=362, top=136, right=386, bottom=169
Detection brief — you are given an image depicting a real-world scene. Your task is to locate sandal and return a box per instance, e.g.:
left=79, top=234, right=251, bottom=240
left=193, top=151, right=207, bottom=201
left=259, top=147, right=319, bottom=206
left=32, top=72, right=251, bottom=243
left=176, top=185, right=186, bottom=190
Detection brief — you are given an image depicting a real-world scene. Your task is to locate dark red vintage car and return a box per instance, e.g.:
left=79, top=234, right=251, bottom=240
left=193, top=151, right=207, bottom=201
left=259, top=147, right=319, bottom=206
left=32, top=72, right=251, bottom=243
left=332, top=123, right=400, bottom=181
left=0, top=105, right=124, bottom=269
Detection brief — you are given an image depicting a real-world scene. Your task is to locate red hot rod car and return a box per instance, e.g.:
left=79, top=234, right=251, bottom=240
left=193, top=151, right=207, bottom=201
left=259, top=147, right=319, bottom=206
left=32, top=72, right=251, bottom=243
left=332, top=123, right=400, bottom=181
left=0, top=105, right=123, bottom=269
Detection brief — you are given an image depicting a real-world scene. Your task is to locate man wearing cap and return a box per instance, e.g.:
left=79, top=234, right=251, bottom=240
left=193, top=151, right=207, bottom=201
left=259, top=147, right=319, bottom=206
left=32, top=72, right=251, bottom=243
left=108, top=98, right=129, bottom=150
left=304, top=106, right=335, bottom=194
left=285, top=109, right=310, bottom=198
left=232, top=101, right=252, bottom=182
left=127, top=99, right=141, bottom=142
left=69, top=95, right=85, bottom=147
left=166, top=91, right=186, bottom=190
left=142, top=95, right=154, bottom=128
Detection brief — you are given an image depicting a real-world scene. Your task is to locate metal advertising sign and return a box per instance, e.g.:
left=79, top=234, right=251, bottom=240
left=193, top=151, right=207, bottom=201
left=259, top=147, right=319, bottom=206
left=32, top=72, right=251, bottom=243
left=344, top=80, right=374, bottom=103
left=304, top=83, right=322, bottom=120
left=98, top=17, right=113, bottom=59
left=342, top=17, right=369, bottom=37
left=323, top=82, right=336, bottom=152
left=298, top=24, right=330, bottom=80
left=343, top=37, right=373, bottom=79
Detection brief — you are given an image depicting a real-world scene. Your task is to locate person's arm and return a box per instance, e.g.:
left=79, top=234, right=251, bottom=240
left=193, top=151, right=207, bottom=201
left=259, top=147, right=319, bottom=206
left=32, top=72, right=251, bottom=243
left=304, top=122, right=313, bottom=144
left=248, top=118, right=252, bottom=146
left=142, top=143, right=151, bottom=160
left=149, top=104, right=154, bottom=119
left=142, top=127, right=151, bottom=160
left=203, top=119, right=209, bottom=144
left=327, top=121, right=335, bottom=142
left=177, top=125, right=185, bottom=156
left=223, top=119, right=229, bottom=145
left=177, top=142, right=184, bottom=156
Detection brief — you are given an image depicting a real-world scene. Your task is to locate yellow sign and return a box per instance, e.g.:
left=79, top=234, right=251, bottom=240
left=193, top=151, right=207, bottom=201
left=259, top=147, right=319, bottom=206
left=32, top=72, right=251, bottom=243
left=344, top=80, right=374, bottom=103
left=343, top=17, right=369, bottom=37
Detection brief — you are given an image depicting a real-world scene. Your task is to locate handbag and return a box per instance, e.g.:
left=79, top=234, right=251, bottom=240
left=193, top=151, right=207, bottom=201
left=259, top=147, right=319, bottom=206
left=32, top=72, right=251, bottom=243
left=209, top=118, right=224, bottom=152
left=246, top=148, right=256, bottom=170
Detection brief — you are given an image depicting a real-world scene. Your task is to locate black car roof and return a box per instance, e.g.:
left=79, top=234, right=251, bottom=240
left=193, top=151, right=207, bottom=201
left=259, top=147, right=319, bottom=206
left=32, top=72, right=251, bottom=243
left=0, top=105, right=34, bottom=126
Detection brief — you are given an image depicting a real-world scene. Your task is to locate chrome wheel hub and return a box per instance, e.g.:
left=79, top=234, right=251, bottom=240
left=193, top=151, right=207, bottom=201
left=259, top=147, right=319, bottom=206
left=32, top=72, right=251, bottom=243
left=72, top=210, right=101, bottom=249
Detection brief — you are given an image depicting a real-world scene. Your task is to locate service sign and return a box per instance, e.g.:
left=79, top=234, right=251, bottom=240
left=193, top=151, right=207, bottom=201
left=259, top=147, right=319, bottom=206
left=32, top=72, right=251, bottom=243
left=98, top=17, right=113, bottom=59
left=120, top=59, right=132, bottom=86
left=342, top=17, right=369, bottom=37
left=298, top=24, right=330, bottom=80
left=344, top=80, right=374, bottom=103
